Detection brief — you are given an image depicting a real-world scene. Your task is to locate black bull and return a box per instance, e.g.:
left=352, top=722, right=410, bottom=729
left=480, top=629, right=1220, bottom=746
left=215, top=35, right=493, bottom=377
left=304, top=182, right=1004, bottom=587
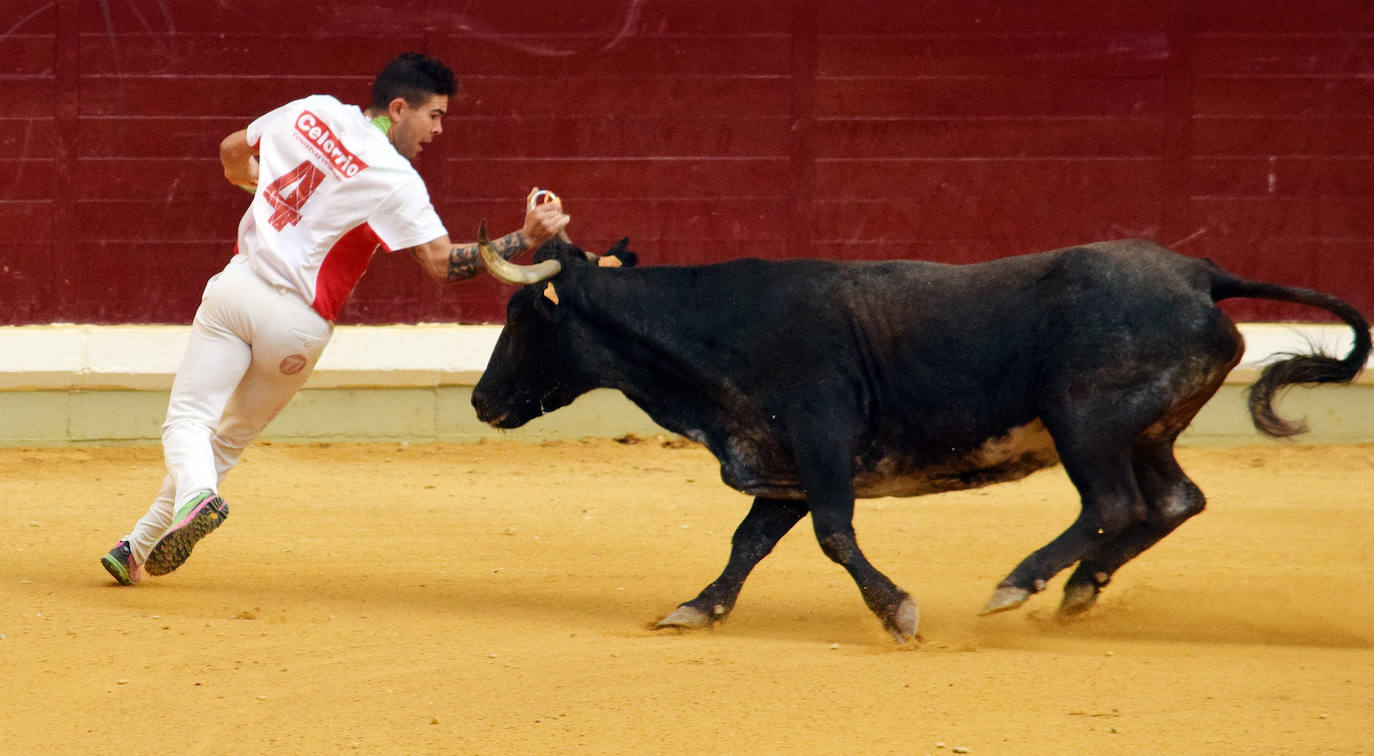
left=471, top=230, right=1370, bottom=642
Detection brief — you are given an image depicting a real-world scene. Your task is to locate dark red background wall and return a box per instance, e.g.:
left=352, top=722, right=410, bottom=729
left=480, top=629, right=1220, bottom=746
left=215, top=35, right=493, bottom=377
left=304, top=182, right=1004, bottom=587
left=3, top=0, right=1371, bottom=325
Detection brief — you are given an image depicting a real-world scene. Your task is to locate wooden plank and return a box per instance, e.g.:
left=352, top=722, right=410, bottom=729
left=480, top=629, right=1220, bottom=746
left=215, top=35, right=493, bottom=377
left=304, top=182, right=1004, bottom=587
left=0, top=201, right=52, bottom=242
left=1315, top=197, right=1374, bottom=238
left=455, top=75, right=789, bottom=119
left=436, top=198, right=790, bottom=244
left=0, top=243, right=51, bottom=325
left=1194, top=1, right=1374, bottom=33
left=71, top=158, right=227, bottom=201
left=1190, top=197, right=1316, bottom=239
left=63, top=241, right=230, bottom=323
left=1191, top=157, right=1374, bottom=196
left=429, top=1, right=793, bottom=36
left=442, top=116, right=790, bottom=159
left=439, top=158, right=789, bottom=200
left=810, top=194, right=1163, bottom=245
left=77, top=75, right=789, bottom=119
left=78, top=34, right=423, bottom=75
left=0, top=160, right=56, bottom=199
left=74, top=1, right=791, bottom=47
left=0, top=2, right=53, bottom=33
left=1194, top=77, right=1374, bottom=117
left=815, top=76, right=1166, bottom=118
left=814, top=117, right=1164, bottom=158
left=74, top=199, right=242, bottom=242
left=818, top=34, right=1169, bottom=78
left=3, top=80, right=57, bottom=118
left=77, top=117, right=244, bottom=158
left=453, top=197, right=791, bottom=243
left=77, top=76, right=376, bottom=118
left=1192, top=116, right=1374, bottom=156
left=1195, top=34, right=1374, bottom=76
left=818, top=2, right=1167, bottom=34
left=0, top=118, right=59, bottom=158
left=0, top=34, right=55, bottom=75
left=76, top=0, right=428, bottom=34
left=812, top=158, right=1164, bottom=200
left=438, top=35, right=789, bottom=77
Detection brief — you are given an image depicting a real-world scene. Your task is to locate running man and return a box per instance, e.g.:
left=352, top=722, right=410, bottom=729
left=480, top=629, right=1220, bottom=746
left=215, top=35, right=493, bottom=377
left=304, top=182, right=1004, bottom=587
left=101, top=52, right=569, bottom=584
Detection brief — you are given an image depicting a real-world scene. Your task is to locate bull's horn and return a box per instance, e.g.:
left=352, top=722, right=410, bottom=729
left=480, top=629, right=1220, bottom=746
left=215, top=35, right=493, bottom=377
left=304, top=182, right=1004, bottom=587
left=478, top=220, right=562, bottom=285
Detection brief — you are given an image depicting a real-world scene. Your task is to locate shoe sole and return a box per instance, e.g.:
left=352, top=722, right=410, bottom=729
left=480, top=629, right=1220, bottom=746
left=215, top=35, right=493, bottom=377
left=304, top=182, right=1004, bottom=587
left=101, top=552, right=136, bottom=586
left=145, top=497, right=229, bottom=576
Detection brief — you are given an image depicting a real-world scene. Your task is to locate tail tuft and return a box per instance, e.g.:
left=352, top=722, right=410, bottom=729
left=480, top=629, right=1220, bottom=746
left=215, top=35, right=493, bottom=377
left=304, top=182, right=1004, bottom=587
left=1212, top=272, right=1370, bottom=438
left=1246, top=351, right=1342, bottom=437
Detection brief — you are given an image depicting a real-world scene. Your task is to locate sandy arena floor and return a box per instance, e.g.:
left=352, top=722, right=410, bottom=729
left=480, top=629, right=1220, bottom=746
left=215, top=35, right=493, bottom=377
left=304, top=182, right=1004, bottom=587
left=1, top=438, right=1370, bottom=754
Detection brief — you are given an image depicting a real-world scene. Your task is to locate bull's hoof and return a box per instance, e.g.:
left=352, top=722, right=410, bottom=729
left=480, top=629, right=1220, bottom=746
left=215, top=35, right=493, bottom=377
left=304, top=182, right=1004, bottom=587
left=1057, top=582, right=1100, bottom=616
left=885, top=597, right=920, bottom=643
left=979, top=586, right=1031, bottom=616
left=654, top=604, right=714, bottom=630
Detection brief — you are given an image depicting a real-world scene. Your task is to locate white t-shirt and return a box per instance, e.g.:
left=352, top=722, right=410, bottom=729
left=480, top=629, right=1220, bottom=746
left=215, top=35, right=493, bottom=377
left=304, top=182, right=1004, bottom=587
left=238, top=94, right=447, bottom=320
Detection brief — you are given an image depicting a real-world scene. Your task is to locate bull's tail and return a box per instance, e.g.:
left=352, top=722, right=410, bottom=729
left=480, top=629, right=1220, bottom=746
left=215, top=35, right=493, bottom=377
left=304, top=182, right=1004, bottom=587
left=1210, top=272, right=1371, bottom=437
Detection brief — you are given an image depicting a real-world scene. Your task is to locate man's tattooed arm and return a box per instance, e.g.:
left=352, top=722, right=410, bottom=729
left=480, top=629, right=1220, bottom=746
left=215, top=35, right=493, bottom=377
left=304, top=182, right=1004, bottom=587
left=445, top=231, right=527, bottom=282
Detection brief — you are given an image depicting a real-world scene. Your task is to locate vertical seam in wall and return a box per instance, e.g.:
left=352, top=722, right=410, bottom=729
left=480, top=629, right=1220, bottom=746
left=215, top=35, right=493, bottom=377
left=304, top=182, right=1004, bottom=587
left=53, top=0, right=81, bottom=324
left=787, top=0, right=818, bottom=260
left=421, top=0, right=450, bottom=203
left=1162, top=0, right=1196, bottom=247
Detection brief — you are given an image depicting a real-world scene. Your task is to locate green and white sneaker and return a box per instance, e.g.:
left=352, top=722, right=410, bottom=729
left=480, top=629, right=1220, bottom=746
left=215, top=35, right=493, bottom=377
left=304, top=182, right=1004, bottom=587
left=145, top=492, right=229, bottom=576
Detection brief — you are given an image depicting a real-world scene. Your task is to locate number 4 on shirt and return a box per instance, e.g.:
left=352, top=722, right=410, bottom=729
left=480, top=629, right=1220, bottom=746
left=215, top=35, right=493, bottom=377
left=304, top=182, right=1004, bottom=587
left=262, top=161, right=326, bottom=231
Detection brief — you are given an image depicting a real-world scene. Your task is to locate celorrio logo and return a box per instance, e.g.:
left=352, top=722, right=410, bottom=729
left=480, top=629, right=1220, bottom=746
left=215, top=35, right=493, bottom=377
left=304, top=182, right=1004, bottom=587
left=294, top=111, right=368, bottom=178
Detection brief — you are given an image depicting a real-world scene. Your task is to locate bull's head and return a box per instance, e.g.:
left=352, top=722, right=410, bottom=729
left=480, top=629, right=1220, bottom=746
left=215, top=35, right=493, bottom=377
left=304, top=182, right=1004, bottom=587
left=471, top=223, right=637, bottom=428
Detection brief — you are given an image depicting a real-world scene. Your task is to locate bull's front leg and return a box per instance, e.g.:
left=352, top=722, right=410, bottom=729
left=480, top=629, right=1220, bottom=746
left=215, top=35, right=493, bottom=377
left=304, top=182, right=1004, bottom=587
left=810, top=495, right=920, bottom=642
left=797, top=446, right=919, bottom=643
left=656, top=496, right=808, bottom=630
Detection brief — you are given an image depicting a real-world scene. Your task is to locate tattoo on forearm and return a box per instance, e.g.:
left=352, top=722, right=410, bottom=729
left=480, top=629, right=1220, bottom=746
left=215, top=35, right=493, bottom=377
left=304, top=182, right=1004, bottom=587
left=445, top=232, right=527, bottom=282
left=446, top=246, right=480, bottom=281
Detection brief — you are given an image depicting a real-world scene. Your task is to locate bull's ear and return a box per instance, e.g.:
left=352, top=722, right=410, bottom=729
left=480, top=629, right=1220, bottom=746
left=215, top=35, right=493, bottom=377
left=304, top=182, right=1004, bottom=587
left=543, top=282, right=560, bottom=306
left=604, top=238, right=638, bottom=268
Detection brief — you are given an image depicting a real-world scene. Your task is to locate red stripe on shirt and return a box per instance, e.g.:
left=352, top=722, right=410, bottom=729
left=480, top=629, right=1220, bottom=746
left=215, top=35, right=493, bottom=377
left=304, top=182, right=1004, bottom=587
left=312, top=223, right=389, bottom=320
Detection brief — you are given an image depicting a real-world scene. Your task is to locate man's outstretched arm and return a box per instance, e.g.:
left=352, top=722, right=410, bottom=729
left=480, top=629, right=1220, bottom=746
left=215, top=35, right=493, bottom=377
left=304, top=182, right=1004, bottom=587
left=411, top=231, right=530, bottom=283
left=410, top=193, right=570, bottom=284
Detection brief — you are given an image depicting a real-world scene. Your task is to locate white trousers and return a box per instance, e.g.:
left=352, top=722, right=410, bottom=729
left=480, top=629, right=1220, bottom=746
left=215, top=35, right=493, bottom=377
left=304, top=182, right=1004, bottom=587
left=122, top=256, right=333, bottom=563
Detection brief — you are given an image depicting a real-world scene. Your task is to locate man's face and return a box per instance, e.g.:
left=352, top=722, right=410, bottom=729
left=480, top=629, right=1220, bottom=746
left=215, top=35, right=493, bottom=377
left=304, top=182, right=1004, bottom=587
left=389, top=93, right=449, bottom=161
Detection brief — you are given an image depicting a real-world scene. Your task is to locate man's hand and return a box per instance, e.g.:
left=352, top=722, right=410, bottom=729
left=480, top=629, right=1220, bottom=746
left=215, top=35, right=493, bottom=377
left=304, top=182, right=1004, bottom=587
left=220, top=129, right=259, bottom=193
left=521, top=187, right=570, bottom=248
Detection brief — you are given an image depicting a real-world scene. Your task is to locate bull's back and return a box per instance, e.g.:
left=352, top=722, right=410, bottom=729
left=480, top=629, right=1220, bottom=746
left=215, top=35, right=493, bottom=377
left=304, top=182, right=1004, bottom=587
left=622, top=242, right=1236, bottom=499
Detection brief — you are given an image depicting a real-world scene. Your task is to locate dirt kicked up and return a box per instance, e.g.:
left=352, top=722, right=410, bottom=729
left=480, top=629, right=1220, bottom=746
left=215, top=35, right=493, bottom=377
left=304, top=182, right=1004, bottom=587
left=2, top=439, right=1370, bottom=754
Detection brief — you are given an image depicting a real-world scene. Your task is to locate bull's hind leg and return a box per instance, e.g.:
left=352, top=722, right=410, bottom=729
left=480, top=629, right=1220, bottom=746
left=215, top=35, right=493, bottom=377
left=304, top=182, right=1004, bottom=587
left=1058, top=438, right=1206, bottom=615
left=1058, top=371, right=1227, bottom=615
left=655, top=497, right=808, bottom=630
left=982, top=438, right=1147, bottom=616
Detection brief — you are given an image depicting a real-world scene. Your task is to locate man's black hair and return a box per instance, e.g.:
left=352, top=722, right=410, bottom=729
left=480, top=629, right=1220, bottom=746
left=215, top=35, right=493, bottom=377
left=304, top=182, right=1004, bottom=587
left=371, top=52, right=457, bottom=109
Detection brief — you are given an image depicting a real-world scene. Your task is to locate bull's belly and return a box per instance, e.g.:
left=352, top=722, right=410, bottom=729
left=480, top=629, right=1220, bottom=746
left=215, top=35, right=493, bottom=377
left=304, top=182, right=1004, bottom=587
left=722, top=420, right=1060, bottom=500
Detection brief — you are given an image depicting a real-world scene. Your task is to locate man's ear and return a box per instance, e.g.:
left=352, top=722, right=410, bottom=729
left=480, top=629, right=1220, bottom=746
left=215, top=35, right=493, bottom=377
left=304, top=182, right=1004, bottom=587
left=387, top=97, right=408, bottom=120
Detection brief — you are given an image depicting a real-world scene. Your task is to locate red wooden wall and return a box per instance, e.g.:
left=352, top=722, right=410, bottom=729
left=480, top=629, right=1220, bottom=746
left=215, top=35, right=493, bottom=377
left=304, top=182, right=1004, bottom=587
left=2, top=0, right=1371, bottom=325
